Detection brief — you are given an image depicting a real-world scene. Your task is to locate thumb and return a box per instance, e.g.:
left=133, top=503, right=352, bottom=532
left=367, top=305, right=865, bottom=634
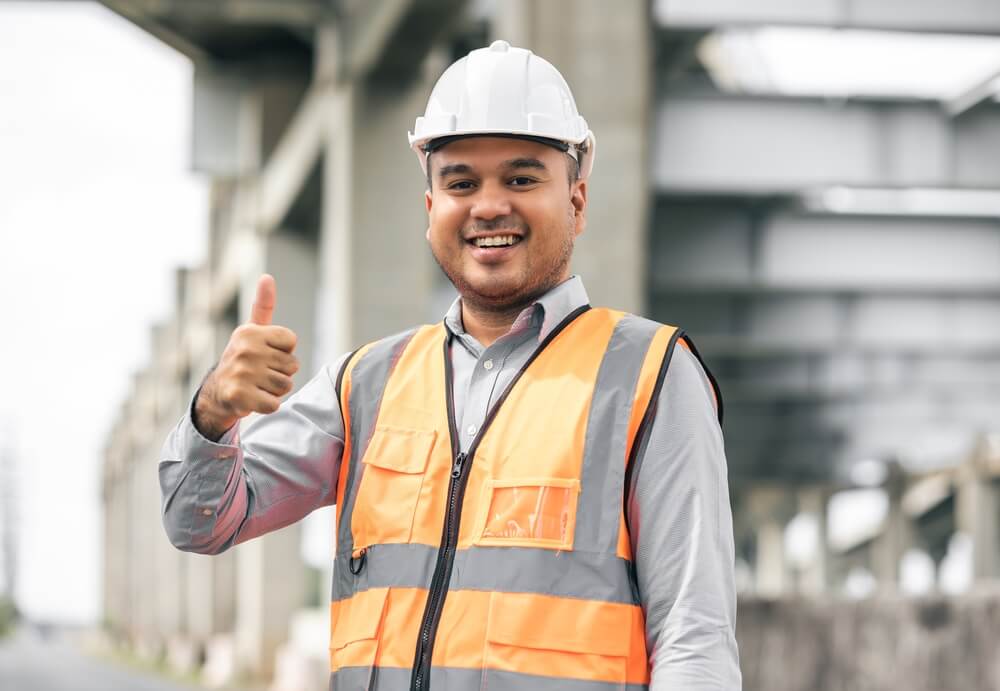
left=250, top=274, right=276, bottom=325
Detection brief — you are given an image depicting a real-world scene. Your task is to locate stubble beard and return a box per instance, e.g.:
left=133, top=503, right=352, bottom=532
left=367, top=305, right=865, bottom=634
left=432, top=210, right=577, bottom=318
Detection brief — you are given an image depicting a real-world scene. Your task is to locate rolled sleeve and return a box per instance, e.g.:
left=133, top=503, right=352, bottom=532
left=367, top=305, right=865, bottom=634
left=158, top=354, right=350, bottom=554
left=628, top=345, right=742, bottom=690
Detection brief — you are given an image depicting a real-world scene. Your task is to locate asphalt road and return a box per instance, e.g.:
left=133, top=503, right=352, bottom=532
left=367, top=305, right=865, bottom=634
left=0, top=625, right=204, bottom=691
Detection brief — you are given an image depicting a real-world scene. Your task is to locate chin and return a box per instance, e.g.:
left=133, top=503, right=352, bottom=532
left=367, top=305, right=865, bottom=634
left=462, top=278, right=531, bottom=307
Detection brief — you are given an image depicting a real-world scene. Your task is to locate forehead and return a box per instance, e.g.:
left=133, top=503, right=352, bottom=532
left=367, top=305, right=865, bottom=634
left=430, top=136, right=562, bottom=172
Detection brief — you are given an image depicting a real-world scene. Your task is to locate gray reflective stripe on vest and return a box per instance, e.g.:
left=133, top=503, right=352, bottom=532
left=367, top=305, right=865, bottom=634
left=574, top=314, right=662, bottom=556
left=624, top=332, right=683, bottom=528
left=332, top=543, right=637, bottom=604
left=335, top=328, right=418, bottom=562
left=331, top=666, right=648, bottom=691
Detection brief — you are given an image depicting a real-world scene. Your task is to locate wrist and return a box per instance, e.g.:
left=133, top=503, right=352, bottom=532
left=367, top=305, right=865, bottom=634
left=193, top=377, right=238, bottom=442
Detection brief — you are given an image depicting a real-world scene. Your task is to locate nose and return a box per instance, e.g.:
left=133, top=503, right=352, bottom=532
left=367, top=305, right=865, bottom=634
left=470, top=180, right=512, bottom=220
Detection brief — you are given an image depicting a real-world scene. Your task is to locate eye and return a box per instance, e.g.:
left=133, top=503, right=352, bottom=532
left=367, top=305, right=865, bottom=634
left=509, top=176, right=538, bottom=187
left=446, top=180, right=476, bottom=191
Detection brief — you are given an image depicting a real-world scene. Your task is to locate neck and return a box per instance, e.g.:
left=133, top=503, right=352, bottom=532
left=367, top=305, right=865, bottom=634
left=460, top=301, right=528, bottom=348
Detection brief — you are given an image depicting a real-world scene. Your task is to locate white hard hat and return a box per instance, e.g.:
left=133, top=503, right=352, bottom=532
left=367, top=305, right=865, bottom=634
left=408, top=39, right=597, bottom=180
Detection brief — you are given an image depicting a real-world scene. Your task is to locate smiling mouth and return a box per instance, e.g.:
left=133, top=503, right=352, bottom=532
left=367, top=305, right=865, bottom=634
left=468, top=234, right=523, bottom=248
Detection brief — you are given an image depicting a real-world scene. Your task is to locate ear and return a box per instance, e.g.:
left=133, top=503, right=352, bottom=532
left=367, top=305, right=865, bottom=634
left=425, top=189, right=433, bottom=214
left=570, top=179, right=587, bottom=237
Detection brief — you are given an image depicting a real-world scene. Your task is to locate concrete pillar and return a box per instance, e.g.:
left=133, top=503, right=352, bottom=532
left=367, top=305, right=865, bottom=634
left=747, top=486, right=796, bottom=596
left=103, top=455, right=131, bottom=640
left=957, top=440, right=1000, bottom=581
left=154, top=355, right=187, bottom=652
left=493, top=0, right=651, bottom=314
left=315, top=24, right=436, bottom=359
left=797, top=487, right=832, bottom=595
left=873, top=462, right=912, bottom=591
left=128, top=389, right=161, bottom=656
left=756, top=521, right=787, bottom=596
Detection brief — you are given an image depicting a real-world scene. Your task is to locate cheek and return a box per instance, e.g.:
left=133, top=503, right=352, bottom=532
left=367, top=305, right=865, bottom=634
left=429, top=200, right=466, bottom=235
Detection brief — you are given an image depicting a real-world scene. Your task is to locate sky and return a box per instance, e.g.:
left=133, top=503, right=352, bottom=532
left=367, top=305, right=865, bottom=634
left=0, top=2, right=207, bottom=622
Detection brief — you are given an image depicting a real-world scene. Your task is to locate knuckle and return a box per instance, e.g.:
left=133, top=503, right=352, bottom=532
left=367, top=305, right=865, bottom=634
left=272, top=326, right=297, bottom=350
left=232, top=324, right=253, bottom=342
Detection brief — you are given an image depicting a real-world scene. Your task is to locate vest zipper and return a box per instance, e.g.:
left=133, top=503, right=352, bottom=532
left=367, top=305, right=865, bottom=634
left=408, top=305, right=591, bottom=691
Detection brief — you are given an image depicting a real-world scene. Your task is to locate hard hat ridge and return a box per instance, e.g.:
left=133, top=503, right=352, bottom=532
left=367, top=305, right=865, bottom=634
left=409, top=39, right=596, bottom=179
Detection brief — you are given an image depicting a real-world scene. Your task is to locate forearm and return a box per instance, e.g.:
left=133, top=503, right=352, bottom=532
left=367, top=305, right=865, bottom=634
left=158, top=358, right=349, bottom=554
left=158, top=388, right=248, bottom=554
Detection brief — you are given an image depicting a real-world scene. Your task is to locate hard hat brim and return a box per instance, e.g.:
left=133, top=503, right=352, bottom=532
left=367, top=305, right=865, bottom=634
left=411, top=130, right=596, bottom=180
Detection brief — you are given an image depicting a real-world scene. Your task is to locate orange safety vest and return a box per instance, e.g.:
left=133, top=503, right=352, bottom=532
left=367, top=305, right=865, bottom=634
left=329, top=306, right=721, bottom=691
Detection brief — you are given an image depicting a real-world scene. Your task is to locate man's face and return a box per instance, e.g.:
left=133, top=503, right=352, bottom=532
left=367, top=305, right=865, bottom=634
left=424, top=136, right=587, bottom=313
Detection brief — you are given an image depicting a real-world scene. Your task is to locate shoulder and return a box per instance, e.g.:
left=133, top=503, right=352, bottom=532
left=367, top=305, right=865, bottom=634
left=337, top=323, right=442, bottom=384
left=663, top=344, right=718, bottom=412
left=603, top=310, right=723, bottom=425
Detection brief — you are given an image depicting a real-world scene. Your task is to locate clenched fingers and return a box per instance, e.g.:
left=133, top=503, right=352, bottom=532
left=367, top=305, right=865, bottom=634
left=254, top=390, right=282, bottom=415
left=263, top=325, right=297, bottom=353
left=257, top=370, right=295, bottom=398
left=267, top=350, right=300, bottom=377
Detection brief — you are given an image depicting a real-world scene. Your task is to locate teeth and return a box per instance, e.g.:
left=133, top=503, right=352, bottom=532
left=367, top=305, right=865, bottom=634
left=474, top=235, right=517, bottom=247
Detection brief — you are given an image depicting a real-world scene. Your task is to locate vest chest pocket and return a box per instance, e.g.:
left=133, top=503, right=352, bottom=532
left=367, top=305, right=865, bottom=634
left=473, top=477, right=581, bottom=550
left=351, top=426, right=436, bottom=549
left=484, top=591, right=631, bottom=685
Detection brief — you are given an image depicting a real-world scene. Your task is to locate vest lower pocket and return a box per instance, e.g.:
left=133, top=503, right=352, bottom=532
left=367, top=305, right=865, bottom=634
left=329, top=587, right=390, bottom=680
left=473, top=477, right=581, bottom=550
left=352, top=426, right=436, bottom=548
left=484, top=591, right=630, bottom=685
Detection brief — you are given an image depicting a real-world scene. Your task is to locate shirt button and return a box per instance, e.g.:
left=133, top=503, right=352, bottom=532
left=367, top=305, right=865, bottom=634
left=467, top=424, right=478, bottom=436
left=201, top=509, right=213, bottom=517
left=483, top=359, right=494, bottom=371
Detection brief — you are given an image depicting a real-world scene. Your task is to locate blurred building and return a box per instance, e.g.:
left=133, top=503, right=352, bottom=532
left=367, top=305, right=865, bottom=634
left=98, top=1, right=1000, bottom=689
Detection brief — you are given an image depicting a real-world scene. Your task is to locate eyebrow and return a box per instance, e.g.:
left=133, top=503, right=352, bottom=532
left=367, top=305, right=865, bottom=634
left=501, top=157, right=547, bottom=172
left=436, top=163, right=473, bottom=179
left=435, top=157, right=549, bottom=180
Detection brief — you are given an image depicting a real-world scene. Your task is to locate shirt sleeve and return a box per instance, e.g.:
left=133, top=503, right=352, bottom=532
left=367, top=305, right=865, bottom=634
left=627, top=345, right=743, bottom=690
left=158, top=352, right=351, bottom=555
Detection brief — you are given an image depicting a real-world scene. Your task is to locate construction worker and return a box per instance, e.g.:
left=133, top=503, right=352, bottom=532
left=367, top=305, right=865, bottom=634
left=160, top=41, right=741, bottom=690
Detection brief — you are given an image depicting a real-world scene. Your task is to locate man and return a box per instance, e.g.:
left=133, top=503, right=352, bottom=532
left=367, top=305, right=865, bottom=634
left=160, top=40, right=741, bottom=690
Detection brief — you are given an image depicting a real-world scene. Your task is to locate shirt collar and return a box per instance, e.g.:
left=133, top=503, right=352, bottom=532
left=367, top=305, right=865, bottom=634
left=443, top=275, right=590, bottom=345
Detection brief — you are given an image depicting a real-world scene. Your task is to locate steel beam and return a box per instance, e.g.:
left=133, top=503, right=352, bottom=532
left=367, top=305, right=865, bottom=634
left=256, top=84, right=340, bottom=233
left=101, top=0, right=326, bottom=27
left=99, top=0, right=209, bottom=61
left=653, top=91, right=1000, bottom=192
left=651, top=208, right=1000, bottom=297
left=654, top=0, right=1000, bottom=35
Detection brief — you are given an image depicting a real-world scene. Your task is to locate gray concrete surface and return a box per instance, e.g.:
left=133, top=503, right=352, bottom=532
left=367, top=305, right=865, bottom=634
left=0, top=626, right=226, bottom=691
left=738, top=592, right=1000, bottom=691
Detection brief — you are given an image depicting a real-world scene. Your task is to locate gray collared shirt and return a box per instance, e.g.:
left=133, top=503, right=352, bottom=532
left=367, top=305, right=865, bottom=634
left=159, top=274, right=742, bottom=689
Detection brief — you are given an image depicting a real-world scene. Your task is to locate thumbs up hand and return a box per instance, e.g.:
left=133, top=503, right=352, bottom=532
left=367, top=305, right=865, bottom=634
left=193, top=274, right=301, bottom=441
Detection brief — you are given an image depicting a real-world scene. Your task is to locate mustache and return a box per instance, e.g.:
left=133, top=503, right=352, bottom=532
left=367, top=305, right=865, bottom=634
left=464, top=218, right=529, bottom=234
